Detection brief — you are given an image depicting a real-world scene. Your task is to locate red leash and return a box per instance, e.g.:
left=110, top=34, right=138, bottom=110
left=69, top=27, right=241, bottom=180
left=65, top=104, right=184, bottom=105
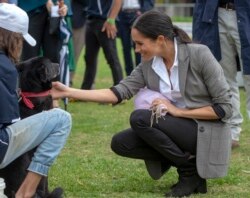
left=20, top=90, right=51, bottom=109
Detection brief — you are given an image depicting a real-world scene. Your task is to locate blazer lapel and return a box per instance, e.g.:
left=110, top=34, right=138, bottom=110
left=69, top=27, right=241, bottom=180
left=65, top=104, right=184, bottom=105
left=178, top=43, right=190, bottom=97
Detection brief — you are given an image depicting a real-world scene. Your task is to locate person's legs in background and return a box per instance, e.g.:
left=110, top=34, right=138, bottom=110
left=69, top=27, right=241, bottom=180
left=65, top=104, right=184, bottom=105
left=118, top=11, right=136, bottom=76
left=218, top=8, right=243, bottom=148
left=235, top=35, right=250, bottom=128
left=72, top=25, right=86, bottom=66
left=81, top=20, right=100, bottom=90
left=229, top=12, right=250, bottom=122
left=71, top=22, right=86, bottom=86
left=43, top=15, right=63, bottom=108
left=43, top=19, right=62, bottom=64
left=21, top=6, right=47, bottom=60
left=70, top=0, right=87, bottom=86
left=242, top=76, right=250, bottom=119
left=98, top=22, right=123, bottom=86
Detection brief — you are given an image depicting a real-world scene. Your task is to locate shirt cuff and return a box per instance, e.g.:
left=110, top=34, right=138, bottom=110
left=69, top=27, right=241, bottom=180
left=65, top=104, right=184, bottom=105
left=212, top=104, right=226, bottom=119
left=110, top=86, right=122, bottom=104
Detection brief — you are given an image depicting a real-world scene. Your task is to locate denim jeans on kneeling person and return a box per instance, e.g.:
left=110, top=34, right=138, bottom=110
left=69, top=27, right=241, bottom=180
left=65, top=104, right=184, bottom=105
left=0, top=108, right=72, bottom=176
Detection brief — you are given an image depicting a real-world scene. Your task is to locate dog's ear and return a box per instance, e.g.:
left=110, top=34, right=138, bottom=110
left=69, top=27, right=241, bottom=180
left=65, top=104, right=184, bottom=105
left=16, top=57, right=41, bottom=73
left=16, top=61, right=26, bottom=73
left=38, top=63, right=60, bottom=82
left=38, top=64, right=50, bottom=83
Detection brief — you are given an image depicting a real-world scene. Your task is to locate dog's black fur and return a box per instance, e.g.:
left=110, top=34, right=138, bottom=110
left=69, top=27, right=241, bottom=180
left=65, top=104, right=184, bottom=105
left=0, top=57, right=62, bottom=198
left=18, top=56, right=60, bottom=118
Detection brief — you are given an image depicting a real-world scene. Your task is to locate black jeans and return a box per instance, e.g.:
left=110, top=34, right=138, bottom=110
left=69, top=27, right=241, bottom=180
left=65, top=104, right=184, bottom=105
left=0, top=128, right=9, bottom=164
left=81, top=19, right=123, bottom=89
left=117, top=11, right=141, bottom=76
left=111, top=109, right=198, bottom=166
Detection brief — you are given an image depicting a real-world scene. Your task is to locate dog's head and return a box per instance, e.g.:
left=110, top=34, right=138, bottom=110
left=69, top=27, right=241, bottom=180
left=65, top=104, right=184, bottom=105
left=17, top=56, right=60, bottom=92
left=17, top=57, right=60, bottom=118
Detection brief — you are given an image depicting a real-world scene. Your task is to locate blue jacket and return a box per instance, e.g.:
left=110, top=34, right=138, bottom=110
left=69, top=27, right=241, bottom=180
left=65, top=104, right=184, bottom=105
left=0, top=51, right=20, bottom=164
left=139, top=0, right=155, bottom=12
left=192, top=0, right=250, bottom=74
left=18, top=0, right=72, bottom=16
left=87, top=0, right=113, bottom=20
left=0, top=51, right=20, bottom=125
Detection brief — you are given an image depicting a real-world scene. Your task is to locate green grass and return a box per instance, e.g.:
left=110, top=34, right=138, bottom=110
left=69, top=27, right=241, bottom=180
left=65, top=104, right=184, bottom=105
left=172, top=16, right=192, bottom=22
left=48, top=39, right=250, bottom=197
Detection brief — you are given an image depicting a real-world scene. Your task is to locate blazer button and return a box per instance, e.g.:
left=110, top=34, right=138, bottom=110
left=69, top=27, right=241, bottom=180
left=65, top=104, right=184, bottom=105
left=199, top=126, right=205, bottom=132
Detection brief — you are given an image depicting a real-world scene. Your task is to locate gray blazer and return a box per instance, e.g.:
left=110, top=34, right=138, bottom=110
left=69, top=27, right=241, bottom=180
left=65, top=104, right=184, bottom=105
left=113, top=42, right=233, bottom=179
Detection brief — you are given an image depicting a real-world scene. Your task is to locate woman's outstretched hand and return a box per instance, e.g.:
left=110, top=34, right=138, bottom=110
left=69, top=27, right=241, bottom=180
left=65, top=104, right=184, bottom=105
left=51, top=81, right=69, bottom=99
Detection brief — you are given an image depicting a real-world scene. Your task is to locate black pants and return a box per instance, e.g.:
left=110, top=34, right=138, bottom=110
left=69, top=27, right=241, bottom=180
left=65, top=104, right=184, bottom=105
left=117, top=10, right=141, bottom=76
left=111, top=109, right=198, bottom=167
left=81, top=19, right=123, bottom=89
left=21, top=6, right=62, bottom=64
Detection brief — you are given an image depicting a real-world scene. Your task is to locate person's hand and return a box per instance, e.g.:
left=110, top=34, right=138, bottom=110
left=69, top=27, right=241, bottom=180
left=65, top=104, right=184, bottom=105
left=151, top=98, right=180, bottom=117
left=51, top=81, right=70, bottom=99
left=101, top=21, right=117, bottom=39
left=46, top=0, right=54, bottom=12
left=46, top=0, right=68, bottom=17
left=136, top=10, right=142, bottom=16
left=58, top=3, right=68, bottom=17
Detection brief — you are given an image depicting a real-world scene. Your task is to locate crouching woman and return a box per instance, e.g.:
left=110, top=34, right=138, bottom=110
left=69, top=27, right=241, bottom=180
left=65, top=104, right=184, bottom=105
left=51, top=10, right=232, bottom=197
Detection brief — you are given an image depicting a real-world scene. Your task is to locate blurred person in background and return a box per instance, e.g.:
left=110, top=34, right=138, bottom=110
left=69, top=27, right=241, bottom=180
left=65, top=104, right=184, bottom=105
left=192, top=0, right=250, bottom=148
left=70, top=0, right=88, bottom=86
left=117, top=0, right=155, bottom=76
left=80, top=0, right=123, bottom=90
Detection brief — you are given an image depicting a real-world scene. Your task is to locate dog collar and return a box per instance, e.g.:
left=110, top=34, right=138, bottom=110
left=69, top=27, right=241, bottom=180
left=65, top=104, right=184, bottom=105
left=20, top=90, right=51, bottom=109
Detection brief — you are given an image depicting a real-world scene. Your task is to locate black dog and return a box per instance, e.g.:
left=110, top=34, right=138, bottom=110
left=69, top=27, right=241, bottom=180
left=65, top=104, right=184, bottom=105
left=18, top=56, right=60, bottom=117
left=0, top=57, right=62, bottom=198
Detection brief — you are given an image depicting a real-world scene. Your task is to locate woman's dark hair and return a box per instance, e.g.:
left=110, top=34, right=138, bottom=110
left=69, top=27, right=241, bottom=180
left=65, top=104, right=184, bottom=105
left=132, top=10, right=191, bottom=43
left=0, top=27, right=23, bottom=63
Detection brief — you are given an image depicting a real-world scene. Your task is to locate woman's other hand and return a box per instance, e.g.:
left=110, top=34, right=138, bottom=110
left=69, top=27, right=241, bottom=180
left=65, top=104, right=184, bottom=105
left=151, top=98, right=180, bottom=117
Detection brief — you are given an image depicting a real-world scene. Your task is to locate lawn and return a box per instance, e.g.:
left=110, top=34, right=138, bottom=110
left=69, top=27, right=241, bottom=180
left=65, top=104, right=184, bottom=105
left=49, top=39, right=250, bottom=198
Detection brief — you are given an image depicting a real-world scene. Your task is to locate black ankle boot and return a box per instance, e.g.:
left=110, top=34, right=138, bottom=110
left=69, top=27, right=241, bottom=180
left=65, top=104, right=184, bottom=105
left=166, top=158, right=207, bottom=197
left=165, top=173, right=207, bottom=197
left=166, top=174, right=207, bottom=197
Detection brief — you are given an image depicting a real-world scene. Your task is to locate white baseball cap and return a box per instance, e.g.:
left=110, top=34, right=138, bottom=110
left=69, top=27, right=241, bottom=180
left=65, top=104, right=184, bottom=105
left=0, top=3, right=36, bottom=46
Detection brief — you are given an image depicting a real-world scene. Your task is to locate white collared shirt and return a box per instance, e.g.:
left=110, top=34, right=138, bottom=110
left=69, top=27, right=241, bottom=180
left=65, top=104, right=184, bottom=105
left=122, top=0, right=140, bottom=10
left=152, top=38, right=185, bottom=108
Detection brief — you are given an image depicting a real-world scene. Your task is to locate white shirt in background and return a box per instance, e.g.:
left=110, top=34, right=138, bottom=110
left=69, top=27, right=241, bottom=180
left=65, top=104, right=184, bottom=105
left=122, top=0, right=140, bottom=10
